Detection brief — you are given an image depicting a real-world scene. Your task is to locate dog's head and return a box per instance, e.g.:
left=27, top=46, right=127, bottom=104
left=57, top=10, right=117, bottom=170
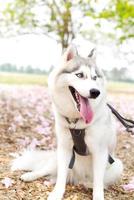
left=49, top=45, right=106, bottom=124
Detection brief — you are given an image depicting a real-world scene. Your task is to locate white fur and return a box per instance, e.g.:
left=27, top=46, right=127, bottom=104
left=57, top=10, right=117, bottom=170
left=11, top=45, right=123, bottom=200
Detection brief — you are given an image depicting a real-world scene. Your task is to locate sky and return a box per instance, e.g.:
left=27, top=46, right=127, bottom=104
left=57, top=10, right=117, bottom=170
left=0, top=34, right=61, bottom=71
left=0, top=34, right=133, bottom=74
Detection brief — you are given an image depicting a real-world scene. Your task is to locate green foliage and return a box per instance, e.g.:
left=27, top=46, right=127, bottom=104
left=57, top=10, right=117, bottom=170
left=1, top=0, right=134, bottom=47
left=97, top=0, right=134, bottom=42
left=3, top=0, right=36, bottom=28
left=1, top=0, right=95, bottom=49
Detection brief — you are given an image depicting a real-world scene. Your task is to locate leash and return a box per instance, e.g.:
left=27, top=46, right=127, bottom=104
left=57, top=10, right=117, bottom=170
left=107, top=103, right=134, bottom=134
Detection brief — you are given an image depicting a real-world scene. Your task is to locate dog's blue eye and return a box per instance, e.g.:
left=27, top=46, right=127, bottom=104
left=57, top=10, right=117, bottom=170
left=92, top=75, right=97, bottom=80
left=75, top=73, right=84, bottom=78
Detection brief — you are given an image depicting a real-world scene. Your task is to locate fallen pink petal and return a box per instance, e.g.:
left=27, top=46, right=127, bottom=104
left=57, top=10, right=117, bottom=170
left=28, top=138, right=41, bottom=149
left=1, top=177, right=14, bottom=188
left=122, top=183, right=134, bottom=191
left=17, top=137, right=31, bottom=147
left=43, top=179, right=55, bottom=187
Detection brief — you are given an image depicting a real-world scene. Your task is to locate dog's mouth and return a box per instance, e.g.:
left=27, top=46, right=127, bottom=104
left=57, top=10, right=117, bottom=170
left=69, top=86, right=93, bottom=124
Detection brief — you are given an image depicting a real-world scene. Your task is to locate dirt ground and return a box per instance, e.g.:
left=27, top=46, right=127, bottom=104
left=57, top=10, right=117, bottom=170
left=0, top=85, right=134, bottom=200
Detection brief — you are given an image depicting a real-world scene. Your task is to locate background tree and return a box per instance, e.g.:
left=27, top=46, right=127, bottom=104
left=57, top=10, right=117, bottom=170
left=1, top=0, right=134, bottom=49
left=95, top=0, right=134, bottom=42
left=1, top=0, right=93, bottom=49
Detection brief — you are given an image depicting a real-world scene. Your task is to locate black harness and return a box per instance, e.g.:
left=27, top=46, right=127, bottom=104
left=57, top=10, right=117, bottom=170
left=67, top=104, right=134, bottom=169
left=68, top=128, right=115, bottom=169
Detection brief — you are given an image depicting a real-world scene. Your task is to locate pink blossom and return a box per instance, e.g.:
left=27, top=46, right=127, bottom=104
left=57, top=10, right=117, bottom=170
left=14, top=115, right=24, bottom=125
left=122, top=177, right=134, bottom=191
left=34, top=126, right=47, bottom=134
left=1, top=177, right=14, bottom=188
left=18, top=137, right=30, bottom=147
left=8, top=123, right=17, bottom=132
left=122, top=184, right=134, bottom=191
left=34, top=126, right=51, bottom=136
left=28, top=138, right=41, bottom=150
left=40, top=119, right=50, bottom=127
left=44, top=179, right=55, bottom=187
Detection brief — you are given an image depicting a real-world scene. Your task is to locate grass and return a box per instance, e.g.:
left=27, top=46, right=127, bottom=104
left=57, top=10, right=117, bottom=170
left=0, top=72, right=134, bottom=92
left=107, top=81, right=134, bottom=92
left=0, top=72, right=47, bottom=85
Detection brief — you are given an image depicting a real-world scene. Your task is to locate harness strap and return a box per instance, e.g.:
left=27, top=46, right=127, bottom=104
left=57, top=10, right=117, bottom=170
left=68, top=148, right=75, bottom=169
left=70, top=129, right=89, bottom=156
left=107, top=103, right=134, bottom=134
left=69, top=146, right=115, bottom=169
left=108, top=154, right=115, bottom=164
left=69, top=128, right=115, bottom=169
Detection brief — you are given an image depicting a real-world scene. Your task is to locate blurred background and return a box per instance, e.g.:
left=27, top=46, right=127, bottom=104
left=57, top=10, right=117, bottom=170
left=0, top=0, right=133, bottom=86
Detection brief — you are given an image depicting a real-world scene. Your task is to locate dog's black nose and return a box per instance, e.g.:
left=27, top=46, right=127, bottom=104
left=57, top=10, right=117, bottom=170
left=90, top=89, right=100, bottom=99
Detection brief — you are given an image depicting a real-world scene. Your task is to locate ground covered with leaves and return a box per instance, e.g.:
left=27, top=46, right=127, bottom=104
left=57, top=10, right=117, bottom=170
left=0, top=85, right=134, bottom=200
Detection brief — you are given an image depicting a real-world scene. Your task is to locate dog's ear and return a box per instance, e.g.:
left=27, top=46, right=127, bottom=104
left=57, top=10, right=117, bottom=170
left=63, top=44, right=78, bottom=62
left=88, top=48, right=96, bottom=59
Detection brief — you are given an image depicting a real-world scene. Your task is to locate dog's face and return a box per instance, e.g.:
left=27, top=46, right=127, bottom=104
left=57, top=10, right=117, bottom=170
left=49, top=45, right=106, bottom=123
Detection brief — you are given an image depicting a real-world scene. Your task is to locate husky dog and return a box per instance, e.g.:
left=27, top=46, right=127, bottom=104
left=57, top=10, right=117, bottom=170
left=11, top=45, right=123, bottom=200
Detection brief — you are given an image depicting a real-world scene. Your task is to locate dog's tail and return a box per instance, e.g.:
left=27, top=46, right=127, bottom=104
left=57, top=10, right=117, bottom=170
left=11, top=149, right=56, bottom=172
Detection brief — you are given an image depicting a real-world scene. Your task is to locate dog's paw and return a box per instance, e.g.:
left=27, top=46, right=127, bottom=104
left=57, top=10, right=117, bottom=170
left=21, top=172, right=36, bottom=182
left=47, top=191, right=63, bottom=200
left=93, top=195, right=104, bottom=200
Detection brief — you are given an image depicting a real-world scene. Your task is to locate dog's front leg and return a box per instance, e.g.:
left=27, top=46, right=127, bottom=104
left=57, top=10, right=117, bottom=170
left=48, top=145, right=71, bottom=200
left=92, top=149, right=108, bottom=200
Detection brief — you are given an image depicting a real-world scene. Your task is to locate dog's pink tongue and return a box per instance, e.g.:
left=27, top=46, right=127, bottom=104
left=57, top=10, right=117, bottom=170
left=79, top=95, right=93, bottom=124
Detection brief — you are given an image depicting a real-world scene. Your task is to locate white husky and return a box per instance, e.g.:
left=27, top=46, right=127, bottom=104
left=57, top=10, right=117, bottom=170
left=11, top=45, right=123, bottom=200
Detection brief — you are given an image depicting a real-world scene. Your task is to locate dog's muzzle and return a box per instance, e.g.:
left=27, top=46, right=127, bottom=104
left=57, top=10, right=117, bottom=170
left=89, top=89, right=100, bottom=99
